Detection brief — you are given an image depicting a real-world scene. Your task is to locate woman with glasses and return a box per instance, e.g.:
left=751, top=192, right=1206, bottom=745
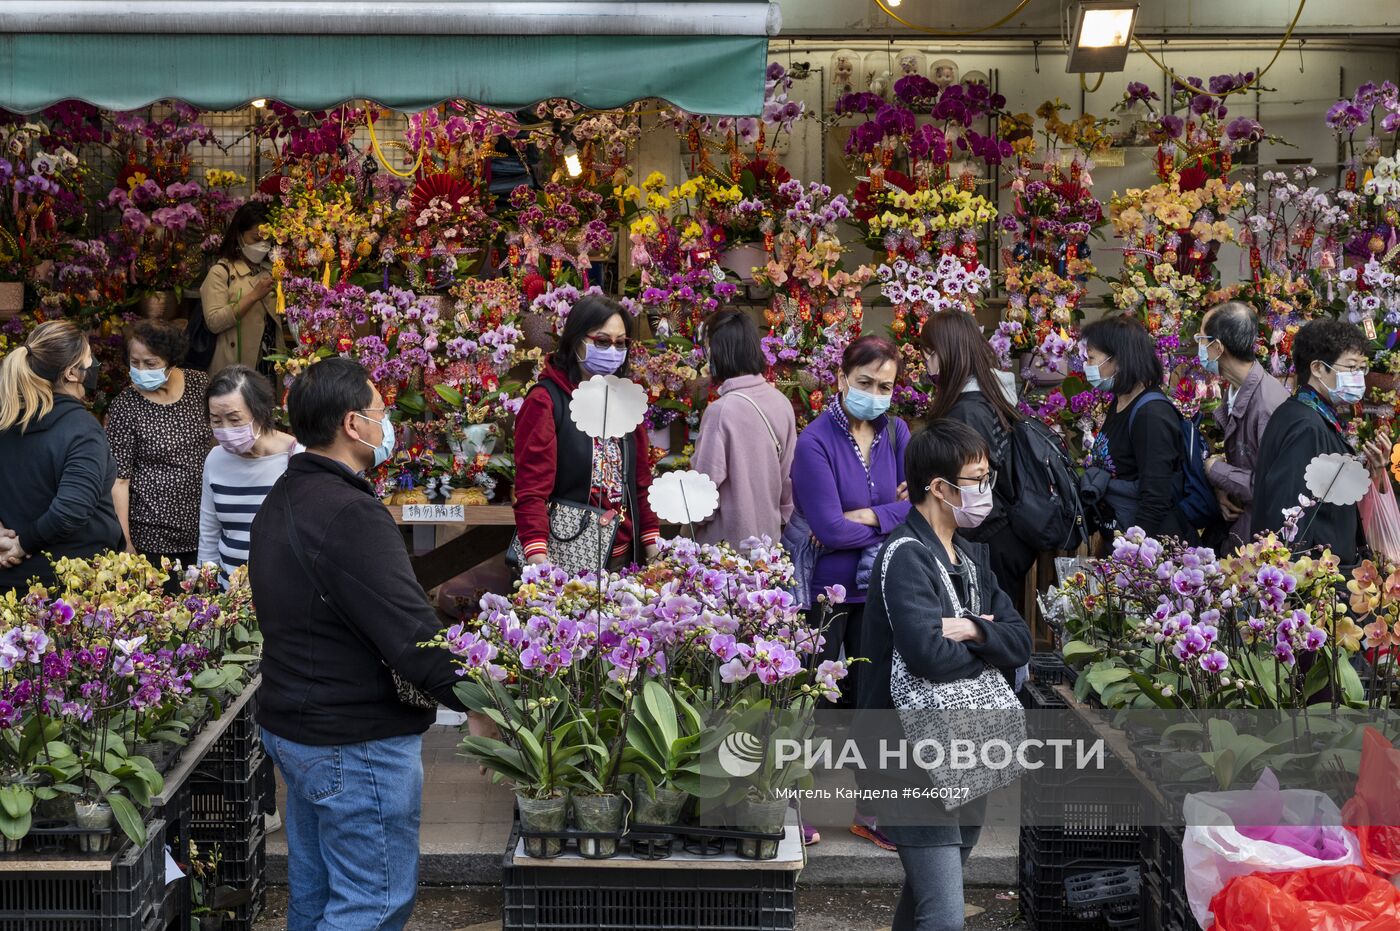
left=858, top=419, right=1031, bottom=930
left=0, top=320, right=122, bottom=593
left=1080, top=315, right=1195, bottom=543
left=919, top=311, right=1034, bottom=603
left=512, top=294, right=661, bottom=572
left=1252, top=318, right=1392, bottom=565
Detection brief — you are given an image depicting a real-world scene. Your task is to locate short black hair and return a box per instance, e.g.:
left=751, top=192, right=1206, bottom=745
left=287, top=357, right=373, bottom=449
left=126, top=319, right=189, bottom=367
left=207, top=364, right=278, bottom=431
left=553, top=293, right=633, bottom=384
left=1081, top=315, right=1163, bottom=395
left=704, top=310, right=765, bottom=381
left=906, top=419, right=989, bottom=506
left=1203, top=301, right=1259, bottom=361
left=1293, top=318, right=1369, bottom=384
left=842, top=333, right=902, bottom=376
left=217, top=202, right=268, bottom=263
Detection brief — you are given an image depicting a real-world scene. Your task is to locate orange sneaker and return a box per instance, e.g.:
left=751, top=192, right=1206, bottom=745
left=849, top=821, right=896, bottom=851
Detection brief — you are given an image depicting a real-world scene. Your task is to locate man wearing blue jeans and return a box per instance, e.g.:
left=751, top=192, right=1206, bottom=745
left=248, top=359, right=467, bottom=930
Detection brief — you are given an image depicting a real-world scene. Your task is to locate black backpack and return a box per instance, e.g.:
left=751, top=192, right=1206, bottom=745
left=1003, top=417, right=1087, bottom=552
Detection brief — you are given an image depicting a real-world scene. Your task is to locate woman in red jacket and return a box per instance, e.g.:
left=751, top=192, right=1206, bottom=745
left=512, top=294, right=661, bottom=570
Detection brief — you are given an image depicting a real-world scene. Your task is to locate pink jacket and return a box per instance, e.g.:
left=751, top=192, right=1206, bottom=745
left=692, top=375, right=797, bottom=548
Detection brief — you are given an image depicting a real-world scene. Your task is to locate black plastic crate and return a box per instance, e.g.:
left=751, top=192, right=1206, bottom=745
left=1022, top=680, right=1070, bottom=710
left=1020, top=825, right=1141, bottom=865
left=200, top=699, right=261, bottom=770
left=185, top=769, right=265, bottom=837
left=208, top=827, right=266, bottom=887
left=1019, top=853, right=1139, bottom=931
left=1140, top=865, right=1194, bottom=931
left=0, top=817, right=166, bottom=931
left=205, top=877, right=264, bottom=931
left=1020, top=764, right=1142, bottom=838
left=1030, top=652, right=1068, bottom=685
left=503, top=830, right=797, bottom=930
left=1065, top=866, right=1141, bottom=920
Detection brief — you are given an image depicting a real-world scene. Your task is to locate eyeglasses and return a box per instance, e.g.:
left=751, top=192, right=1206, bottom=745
left=1324, top=360, right=1370, bottom=375
left=1193, top=334, right=1217, bottom=347
left=936, top=471, right=997, bottom=495
left=585, top=334, right=629, bottom=351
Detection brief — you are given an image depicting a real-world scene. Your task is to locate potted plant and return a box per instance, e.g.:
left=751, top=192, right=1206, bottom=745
left=454, top=677, right=596, bottom=858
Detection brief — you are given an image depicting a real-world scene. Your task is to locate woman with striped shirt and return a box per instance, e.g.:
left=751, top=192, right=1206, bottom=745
left=199, top=365, right=300, bottom=581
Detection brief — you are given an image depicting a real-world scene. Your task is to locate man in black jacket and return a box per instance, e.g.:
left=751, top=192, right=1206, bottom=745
left=248, top=357, right=466, bottom=931
left=1252, top=319, right=1391, bottom=565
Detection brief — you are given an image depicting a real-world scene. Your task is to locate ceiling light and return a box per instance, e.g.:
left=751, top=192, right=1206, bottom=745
left=251, top=98, right=267, bottom=109
left=1066, top=1, right=1138, bottom=73
left=563, top=144, right=583, bottom=178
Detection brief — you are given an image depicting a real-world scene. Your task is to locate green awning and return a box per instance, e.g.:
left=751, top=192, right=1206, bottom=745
left=0, top=32, right=770, bottom=115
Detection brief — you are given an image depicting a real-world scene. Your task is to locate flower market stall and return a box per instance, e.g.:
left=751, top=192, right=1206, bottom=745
left=5, top=3, right=1400, bottom=928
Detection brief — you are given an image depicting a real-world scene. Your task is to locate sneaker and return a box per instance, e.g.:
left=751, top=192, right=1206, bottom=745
left=849, top=820, right=896, bottom=851
left=264, top=810, right=283, bottom=834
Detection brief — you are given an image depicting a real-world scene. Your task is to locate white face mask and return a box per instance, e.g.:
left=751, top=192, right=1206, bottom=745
left=242, top=241, right=271, bottom=265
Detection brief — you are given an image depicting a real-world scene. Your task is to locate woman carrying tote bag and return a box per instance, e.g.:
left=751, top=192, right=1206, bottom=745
left=859, top=419, right=1031, bottom=930
left=509, top=294, right=661, bottom=574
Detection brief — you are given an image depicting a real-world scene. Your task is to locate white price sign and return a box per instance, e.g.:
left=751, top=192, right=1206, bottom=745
left=402, top=504, right=465, bottom=522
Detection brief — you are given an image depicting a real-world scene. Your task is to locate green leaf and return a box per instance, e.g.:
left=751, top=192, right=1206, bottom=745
left=108, top=795, right=146, bottom=846
left=0, top=786, right=31, bottom=820
left=434, top=384, right=464, bottom=408
left=1061, top=640, right=1102, bottom=666
left=1125, top=671, right=1178, bottom=709
left=0, top=811, right=31, bottom=841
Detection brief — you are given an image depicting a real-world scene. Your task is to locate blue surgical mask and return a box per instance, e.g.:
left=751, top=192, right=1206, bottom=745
left=843, top=386, right=891, bottom=422
left=1084, top=362, right=1114, bottom=392
left=1324, top=363, right=1367, bottom=405
left=354, top=412, right=396, bottom=467
left=581, top=343, right=627, bottom=377
left=130, top=366, right=169, bottom=391
left=1197, top=339, right=1221, bottom=376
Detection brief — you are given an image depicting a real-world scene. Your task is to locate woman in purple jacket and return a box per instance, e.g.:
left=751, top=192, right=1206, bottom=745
left=791, top=334, right=911, bottom=849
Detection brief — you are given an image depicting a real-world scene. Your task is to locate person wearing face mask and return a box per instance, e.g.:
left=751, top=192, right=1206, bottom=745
left=200, top=202, right=283, bottom=377
left=1195, top=301, right=1290, bottom=549
left=858, top=419, right=1031, bottom=930
left=198, top=365, right=301, bottom=585
left=1081, top=315, right=1196, bottom=543
left=512, top=294, right=661, bottom=572
left=1252, top=319, right=1393, bottom=566
left=105, top=320, right=214, bottom=589
left=0, top=320, right=122, bottom=594
left=246, top=357, right=468, bottom=931
left=919, top=311, right=1035, bottom=605
left=791, top=334, right=910, bottom=850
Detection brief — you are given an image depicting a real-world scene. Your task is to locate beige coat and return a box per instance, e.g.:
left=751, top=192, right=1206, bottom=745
left=199, top=257, right=283, bottom=375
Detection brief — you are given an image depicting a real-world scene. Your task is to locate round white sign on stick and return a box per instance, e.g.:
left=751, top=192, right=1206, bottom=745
left=568, top=375, right=648, bottom=440
left=649, top=471, right=720, bottom=526
left=1304, top=452, right=1370, bottom=507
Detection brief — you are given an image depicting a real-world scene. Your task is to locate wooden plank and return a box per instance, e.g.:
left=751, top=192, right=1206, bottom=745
left=1050, top=682, right=1168, bottom=812
left=151, top=675, right=261, bottom=807
left=387, top=504, right=516, bottom=526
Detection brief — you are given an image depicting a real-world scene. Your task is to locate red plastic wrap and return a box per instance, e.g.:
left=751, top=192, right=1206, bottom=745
left=1209, top=865, right=1400, bottom=931
left=1341, top=727, right=1400, bottom=878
